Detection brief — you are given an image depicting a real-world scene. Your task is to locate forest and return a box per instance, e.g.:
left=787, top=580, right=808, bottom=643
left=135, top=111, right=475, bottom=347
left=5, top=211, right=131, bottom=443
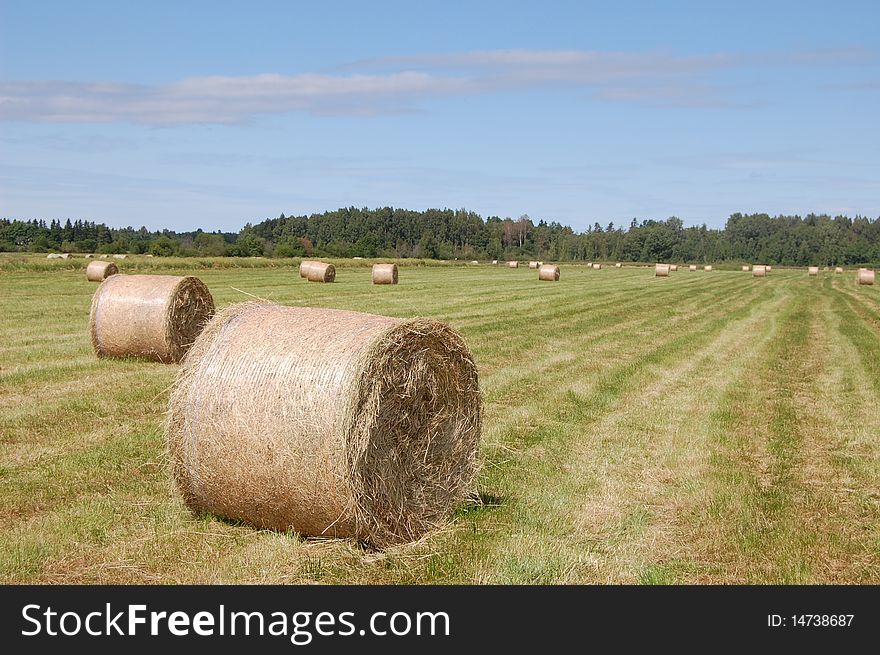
left=3, top=208, right=880, bottom=266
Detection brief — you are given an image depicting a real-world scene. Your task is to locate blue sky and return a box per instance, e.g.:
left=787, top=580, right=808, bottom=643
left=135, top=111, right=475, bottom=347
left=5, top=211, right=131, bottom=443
left=1, top=1, right=878, bottom=232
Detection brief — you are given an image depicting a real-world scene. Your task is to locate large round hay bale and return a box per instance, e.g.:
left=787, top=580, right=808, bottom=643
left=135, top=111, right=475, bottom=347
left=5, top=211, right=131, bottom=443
left=89, top=274, right=214, bottom=363
left=857, top=269, right=875, bottom=285
left=165, top=302, right=481, bottom=548
left=86, top=260, right=119, bottom=282
left=372, top=263, right=398, bottom=285
left=592, top=263, right=602, bottom=270
left=704, top=265, right=713, bottom=272
left=507, top=261, right=519, bottom=268
left=835, top=267, right=843, bottom=274
left=538, top=264, right=560, bottom=281
left=753, top=265, right=767, bottom=277
left=688, top=265, right=697, bottom=271
left=528, top=261, right=539, bottom=269
left=742, top=265, right=750, bottom=272
left=299, top=260, right=319, bottom=278
left=808, top=266, right=819, bottom=276
left=655, top=264, right=670, bottom=277
left=307, top=262, right=335, bottom=283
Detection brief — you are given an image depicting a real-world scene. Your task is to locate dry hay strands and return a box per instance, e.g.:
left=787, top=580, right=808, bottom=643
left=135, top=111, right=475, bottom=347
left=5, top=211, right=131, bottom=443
left=166, top=302, right=482, bottom=548
left=307, top=262, right=336, bottom=283
left=372, top=263, right=398, bottom=285
left=742, top=265, right=750, bottom=272
left=753, top=265, right=767, bottom=277
left=688, top=264, right=697, bottom=271
left=528, top=261, right=539, bottom=269
left=704, top=265, right=713, bottom=272
left=299, top=260, right=319, bottom=278
left=86, top=260, right=119, bottom=282
left=835, top=267, right=844, bottom=274
left=507, top=261, right=519, bottom=268
left=655, top=263, right=670, bottom=277
left=592, top=263, right=602, bottom=270
left=808, top=266, right=819, bottom=276
left=90, top=274, right=215, bottom=363
left=538, top=264, right=560, bottom=281
left=857, top=268, right=875, bottom=285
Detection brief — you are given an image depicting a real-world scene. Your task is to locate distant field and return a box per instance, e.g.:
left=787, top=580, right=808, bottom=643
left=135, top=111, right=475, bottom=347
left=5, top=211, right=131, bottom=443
left=1, top=260, right=878, bottom=583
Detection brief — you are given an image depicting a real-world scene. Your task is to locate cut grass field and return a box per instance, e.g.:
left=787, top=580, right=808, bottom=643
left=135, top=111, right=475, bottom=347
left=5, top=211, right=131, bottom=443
left=1, top=259, right=879, bottom=583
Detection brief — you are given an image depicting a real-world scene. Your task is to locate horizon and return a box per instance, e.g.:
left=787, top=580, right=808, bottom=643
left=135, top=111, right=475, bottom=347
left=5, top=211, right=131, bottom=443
left=2, top=1, right=879, bottom=232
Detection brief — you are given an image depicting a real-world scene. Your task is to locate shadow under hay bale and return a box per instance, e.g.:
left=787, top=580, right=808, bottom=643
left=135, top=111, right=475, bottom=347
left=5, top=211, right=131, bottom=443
left=165, top=302, right=482, bottom=548
left=86, top=260, right=118, bottom=282
left=538, top=264, right=560, bottom=281
left=372, top=263, right=398, bottom=285
left=89, top=274, right=214, bottom=363
left=307, top=262, right=335, bottom=283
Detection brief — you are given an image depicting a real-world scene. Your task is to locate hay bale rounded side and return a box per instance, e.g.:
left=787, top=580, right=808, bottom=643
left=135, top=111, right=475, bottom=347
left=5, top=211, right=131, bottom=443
left=507, top=261, right=519, bottom=268
left=165, top=302, right=482, bottom=548
left=742, top=265, right=750, bottom=272
left=704, top=265, right=713, bottom=272
left=528, top=261, right=539, bottom=269
left=753, top=265, right=767, bottom=277
left=689, top=265, right=697, bottom=271
left=307, top=262, right=336, bottom=283
left=655, top=264, right=670, bottom=277
left=112, top=254, right=127, bottom=259
left=766, top=265, right=772, bottom=271
left=808, top=266, right=819, bottom=276
left=835, top=267, right=843, bottom=274
left=592, top=263, right=602, bottom=270
left=857, top=269, right=875, bottom=285
left=372, top=263, right=398, bottom=285
left=538, top=264, right=560, bottom=281
left=86, top=260, right=119, bottom=282
left=89, top=274, right=215, bottom=363
left=669, top=264, right=678, bottom=272
left=615, top=262, right=622, bottom=268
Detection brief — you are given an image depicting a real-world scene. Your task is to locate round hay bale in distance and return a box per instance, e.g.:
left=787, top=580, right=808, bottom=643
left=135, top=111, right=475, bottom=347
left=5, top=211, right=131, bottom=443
left=372, top=263, right=398, bottom=285
left=165, top=302, right=481, bottom=548
left=538, top=264, right=560, bottom=281
left=753, top=265, right=767, bottom=277
left=592, top=263, right=602, bottom=270
left=86, top=260, right=119, bottom=282
left=89, top=274, right=214, bottom=363
left=857, top=269, right=875, bottom=285
left=615, top=262, right=622, bottom=268
left=307, top=262, right=335, bottom=283
left=670, top=264, right=678, bottom=272
left=808, top=266, right=819, bottom=276
left=528, top=261, right=539, bottom=269
left=689, top=265, right=697, bottom=271
left=655, top=264, right=670, bottom=277
left=112, top=254, right=127, bottom=259
left=835, top=267, right=843, bottom=274
left=507, top=261, right=519, bottom=268
left=704, top=265, right=713, bottom=272
left=742, top=265, right=750, bottom=272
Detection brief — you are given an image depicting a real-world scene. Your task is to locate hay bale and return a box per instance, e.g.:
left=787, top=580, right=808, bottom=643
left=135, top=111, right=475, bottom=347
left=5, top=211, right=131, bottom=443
left=742, top=265, right=750, bottom=272
left=307, top=262, right=336, bottom=283
left=835, top=267, right=843, bottom=274
left=85, top=254, right=95, bottom=259
left=655, top=264, right=670, bottom=277
left=704, top=265, right=713, bottom=272
left=492, top=260, right=498, bottom=265
left=507, top=261, right=519, bottom=268
left=592, top=263, right=602, bottom=270
left=615, top=262, right=622, bottom=268
left=470, top=260, right=479, bottom=264
left=112, top=254, right=127, bottom=259
left=89, top=274, right=214, bottom=363
left=808, top=266, right=819, bottom=276
left=538, top=264, right=560, bottom=281
left=528, top=261, right=539, bottom=269
left=86, top=260, right=119, bottom=282
left=60, top=253, right=70, bottom=259
left=753, top=265, right=767, bottom=277
left=689, top=265, right=697, bottom=271
left=857, top=269, right=875, bottom=285
left=670, top=264, right=678, bottom=272
left=165, top=302, right=481, bottom=548
left=372, top=263, right=398, bottom=285
left=46, top=253, right=62, bottom=259
left=766, top=265, right=772, bottom=272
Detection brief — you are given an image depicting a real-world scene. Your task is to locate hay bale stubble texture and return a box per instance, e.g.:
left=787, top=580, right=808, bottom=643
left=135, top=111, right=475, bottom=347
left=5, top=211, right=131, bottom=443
left=371, top=263, right=398, bottom=285
left=857, top=269, right=875, bottom=285
left=89, top=274, right=214, bottom=363
left=655, top=264, right=670, bottom=277
left=307, top=262, right=336, bottom=283
left=86, top=260, right=119, bottom=282
left=538, top=264, right=560, bottom=281
left=165, top=302, right=481, bottom=548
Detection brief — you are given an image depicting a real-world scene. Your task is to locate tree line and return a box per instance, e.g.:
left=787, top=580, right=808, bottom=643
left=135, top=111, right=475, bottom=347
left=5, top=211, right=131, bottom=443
left=2, top=209, right=880, bottom=266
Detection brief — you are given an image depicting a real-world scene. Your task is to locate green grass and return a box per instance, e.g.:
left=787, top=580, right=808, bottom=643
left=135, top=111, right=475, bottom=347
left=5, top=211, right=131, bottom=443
left=1, top=262, right=878, bottom=584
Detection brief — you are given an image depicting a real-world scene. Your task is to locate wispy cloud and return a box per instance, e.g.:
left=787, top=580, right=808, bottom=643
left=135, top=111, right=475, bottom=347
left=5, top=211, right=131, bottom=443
left=0, top=47, right=875, bottom=124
